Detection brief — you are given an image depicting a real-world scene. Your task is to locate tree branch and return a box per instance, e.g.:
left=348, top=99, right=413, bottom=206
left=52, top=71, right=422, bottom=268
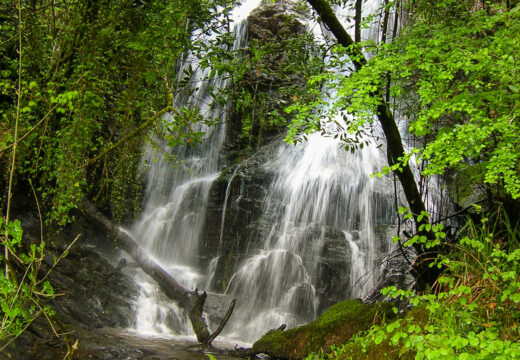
left=204, top=298, right=236, bottom=345
left=81, top=200, right=237, bottom=343
left=80, top=105, right=175, bottom=169
left=0, top=103, right=60, bottom=155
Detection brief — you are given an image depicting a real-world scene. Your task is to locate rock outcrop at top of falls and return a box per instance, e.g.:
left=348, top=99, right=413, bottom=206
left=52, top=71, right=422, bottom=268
left=248, top=0, right=307, bottom=43
left=224, top=0, right=313, bottom=153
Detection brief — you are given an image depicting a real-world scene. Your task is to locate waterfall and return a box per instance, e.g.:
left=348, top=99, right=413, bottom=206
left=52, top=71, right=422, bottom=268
left=223, top=132, right=395, bottom=341
left=128, top=0, right=399, bottom=343
left=128, top=0, right=262, bottom=336
left=217, top=0, right=397, bottom=342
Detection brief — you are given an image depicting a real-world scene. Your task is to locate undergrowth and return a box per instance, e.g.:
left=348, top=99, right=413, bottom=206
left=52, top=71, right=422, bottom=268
left=309, top=212, right=520, bottom=359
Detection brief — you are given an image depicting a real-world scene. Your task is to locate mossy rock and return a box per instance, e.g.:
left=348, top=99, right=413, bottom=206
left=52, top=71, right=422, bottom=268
left=252, top=299, right=394, bottom=359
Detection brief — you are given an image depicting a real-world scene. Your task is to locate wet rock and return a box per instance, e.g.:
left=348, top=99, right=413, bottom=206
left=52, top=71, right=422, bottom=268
left=4, top=327, right=242, bottom=360
left=202, top=138, right=280, bottom=292
left=363, top=246, right=415, bottom=309
left=204, top=292, right=235, bottom=329
left=283, top=283, right=317, bottom=323
left=47, top=219, right=140, bottom=330
left=447, top=164, right=486, bottom=210
left=315, top=228, right=352, bottom=313
left=0, top=211, right=140, bottom=359
left=248, top=0, right=307, bottom=44
left=314, top=225, right=395, bottom=313
left=224, top=0, right=315, bottom=152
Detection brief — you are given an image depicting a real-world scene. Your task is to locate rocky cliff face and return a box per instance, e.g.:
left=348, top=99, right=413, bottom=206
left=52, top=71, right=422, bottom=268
left=223, top=0, right=312, bottom=153
left=202, top=0, right=311, bottom=293
left=202, top=139, right=280, bottom=292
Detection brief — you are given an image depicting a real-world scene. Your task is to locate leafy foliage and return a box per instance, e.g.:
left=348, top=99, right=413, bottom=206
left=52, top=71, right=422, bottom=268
left=389, top=3, right=520, bottom=200
left=0, top=0, right=235, bottom=225
left=0, top=219, right=55, bottom=344
left=317, top=214, right=520, bottom=359
left=289, top=1, right=520, bottom=203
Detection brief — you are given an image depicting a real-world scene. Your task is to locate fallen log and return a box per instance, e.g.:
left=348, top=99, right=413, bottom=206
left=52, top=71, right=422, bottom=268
left=82, top=200, right=235, bottom=345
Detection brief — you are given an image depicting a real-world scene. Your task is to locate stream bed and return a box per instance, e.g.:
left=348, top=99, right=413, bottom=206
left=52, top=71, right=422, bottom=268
left=26, top=327, right=251, bottom=360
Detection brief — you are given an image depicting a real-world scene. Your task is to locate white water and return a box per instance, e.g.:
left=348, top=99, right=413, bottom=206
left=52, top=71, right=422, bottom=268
left=129, top=0, right=399, bottom=342
left=128, top=0, right=261, bottom=336
left=223, top=131, right=395, bottom=341
left=218, top=0, right=399, bottom=342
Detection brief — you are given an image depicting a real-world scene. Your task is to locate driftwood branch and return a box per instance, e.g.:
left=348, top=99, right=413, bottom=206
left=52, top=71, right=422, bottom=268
left=204, top=298, right=236, bottom=345
left=81, top=200, right=235, bottom=344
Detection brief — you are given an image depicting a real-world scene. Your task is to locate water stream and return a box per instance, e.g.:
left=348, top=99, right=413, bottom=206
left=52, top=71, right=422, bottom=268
left=127, top=0, right=262, bottom=337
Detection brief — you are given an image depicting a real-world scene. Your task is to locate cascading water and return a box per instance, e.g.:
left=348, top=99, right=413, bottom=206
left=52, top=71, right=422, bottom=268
left=223, top=132, right=396, bottom=341
left=128, top=0, right=262, bottom=336
left=217, top=0, right=398, bottom=342
left=128, top=0, right=399, bottom=343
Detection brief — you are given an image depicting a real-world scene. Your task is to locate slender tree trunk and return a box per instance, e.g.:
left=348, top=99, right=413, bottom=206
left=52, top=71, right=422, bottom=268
left=381, top=0, right=390, bottom=43
left=381, top=0, right=392, bottom=102
left=392, top=1, right=400, bottom=41
left=355, top=0, right=362, bottom=43
left=306, top=0, right=435, bottom=284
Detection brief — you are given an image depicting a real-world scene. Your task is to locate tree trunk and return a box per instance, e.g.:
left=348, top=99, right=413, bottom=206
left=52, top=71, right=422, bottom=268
left=306, top=0, right=436, bottom=285
left=82, top=200, right=235, bottom=344
left=355, top=0, right=362, bottom=43
left=381, top=0, right=390, bottom=44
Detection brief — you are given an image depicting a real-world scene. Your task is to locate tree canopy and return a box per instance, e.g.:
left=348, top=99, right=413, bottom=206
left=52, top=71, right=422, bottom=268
left=295, top=0, right=520, bottom=215
left=0, top=0, right=236, bottom=226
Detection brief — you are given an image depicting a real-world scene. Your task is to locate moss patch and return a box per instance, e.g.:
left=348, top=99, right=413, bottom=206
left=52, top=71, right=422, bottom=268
left=252, top=299, right=394, bottom=359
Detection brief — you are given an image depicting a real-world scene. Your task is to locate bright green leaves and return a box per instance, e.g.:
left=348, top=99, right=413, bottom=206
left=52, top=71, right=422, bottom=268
left=0, top=0, right=235, bottom=226
left=338, top=220, right=520, bottom=359
left=164, top=106, right=213, bottom=148
left=286, top=40, right=387, bottom=145
left=394, top=6, right=520, bottom=199
left=3, top=219, right=22, bottom=250
left=297, top=2, right=520, bottom=200
left=0, top=219, right=55, bottom=342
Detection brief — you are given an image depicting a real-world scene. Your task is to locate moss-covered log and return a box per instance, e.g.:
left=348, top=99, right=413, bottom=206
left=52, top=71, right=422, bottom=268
left=326, top=306, right=429, bottom=360
left=252, top=299, right=394, bottom=359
